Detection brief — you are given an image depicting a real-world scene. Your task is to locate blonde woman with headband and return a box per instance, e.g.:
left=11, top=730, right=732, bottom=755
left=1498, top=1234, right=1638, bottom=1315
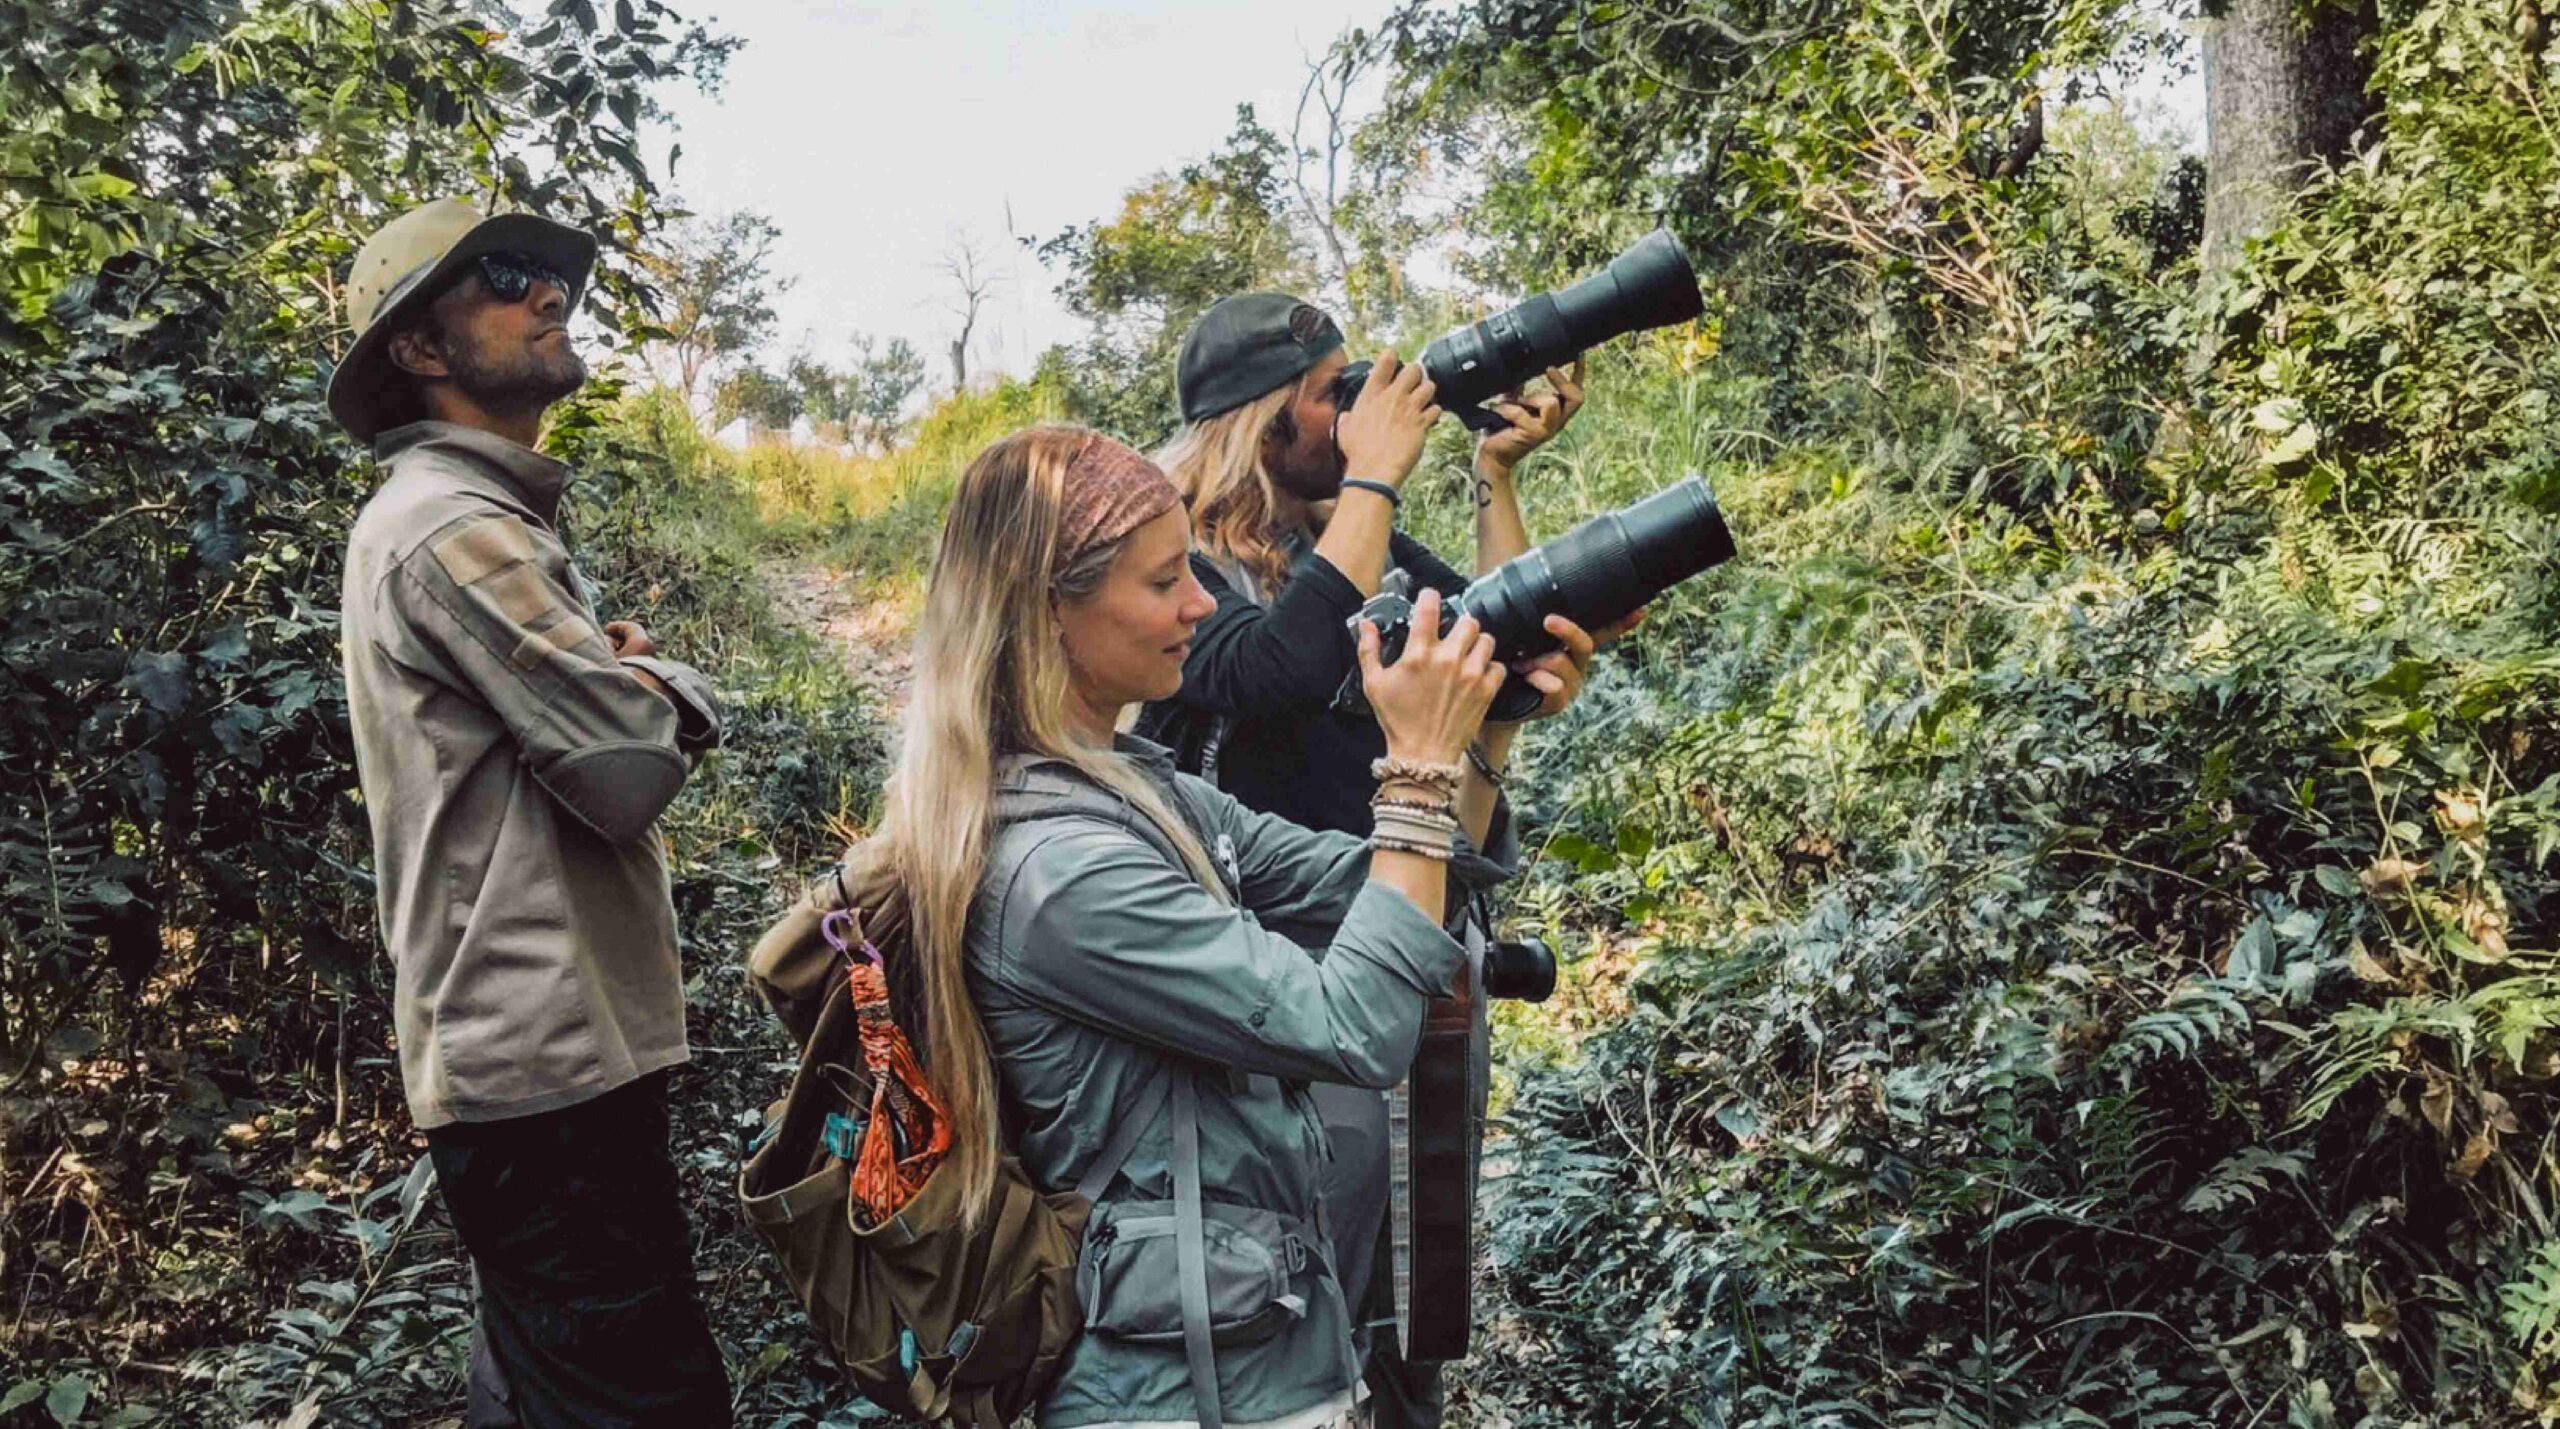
left=871, top=426, right=1597, bottom=1429
left=1135, top=296, right=1609, bottom=1428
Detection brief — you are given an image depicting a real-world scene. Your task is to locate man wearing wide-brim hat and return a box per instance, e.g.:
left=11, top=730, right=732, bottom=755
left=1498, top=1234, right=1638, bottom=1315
left=334, top=197, right=732, bottom=1427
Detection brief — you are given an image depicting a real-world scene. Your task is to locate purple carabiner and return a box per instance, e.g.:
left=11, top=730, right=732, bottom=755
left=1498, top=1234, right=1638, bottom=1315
left=821, top=909, right=882, bottom=968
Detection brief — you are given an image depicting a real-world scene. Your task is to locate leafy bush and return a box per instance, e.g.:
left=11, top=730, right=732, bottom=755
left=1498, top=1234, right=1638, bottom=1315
left=1370, top=2, right=2560, bottom=1424
left=14, top=0, right=2560, bottom=1425
left=0, top=5, right=893, bottom=1424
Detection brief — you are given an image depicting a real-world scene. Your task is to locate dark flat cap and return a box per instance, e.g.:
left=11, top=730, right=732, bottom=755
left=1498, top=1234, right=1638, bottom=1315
left=1176, top=293, right=1344, bottom=422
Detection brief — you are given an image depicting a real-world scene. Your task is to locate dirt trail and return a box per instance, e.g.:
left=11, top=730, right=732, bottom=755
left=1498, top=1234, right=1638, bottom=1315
left=762, top=560, right=917, bottom=719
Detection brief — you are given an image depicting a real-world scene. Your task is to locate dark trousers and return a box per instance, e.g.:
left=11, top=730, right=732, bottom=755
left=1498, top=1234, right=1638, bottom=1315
left=1357, top=1212, right=1447, bottom=1429
left=426, top=1071, right=733, bottom=1429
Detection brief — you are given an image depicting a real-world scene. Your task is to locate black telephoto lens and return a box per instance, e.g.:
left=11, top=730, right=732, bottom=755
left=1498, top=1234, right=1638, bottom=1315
left=1328, top=228, right=1705, bottom=428
left=1422, top=229, right=1705, bottom=413
left=1461, top=475, right=1735, bottom=662
left=1332, top=473, right=1737, bottom=724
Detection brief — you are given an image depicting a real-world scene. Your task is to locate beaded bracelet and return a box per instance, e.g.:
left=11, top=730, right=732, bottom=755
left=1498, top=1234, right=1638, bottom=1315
left=1371, top=798, right=1458, bottom=827
left=1373, top=792, right=1457, bottom=818
left=1371, top=756, right=1463, bottom=794
left=1464, top=740, right=1506, bottom=791
left=1376, top=778, right=1456, bottom=807
left=1370, top=833, right=1454, bottom=861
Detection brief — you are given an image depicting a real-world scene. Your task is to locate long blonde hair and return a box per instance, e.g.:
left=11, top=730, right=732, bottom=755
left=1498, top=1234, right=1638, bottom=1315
left=1155, top=383, right=1300, bottom=598
left=881, top=424, right=1232, bottom=1224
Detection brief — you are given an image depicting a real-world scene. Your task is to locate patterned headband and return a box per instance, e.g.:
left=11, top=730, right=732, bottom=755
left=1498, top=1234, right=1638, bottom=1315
left=1055, top=432, right=1180, bottom=568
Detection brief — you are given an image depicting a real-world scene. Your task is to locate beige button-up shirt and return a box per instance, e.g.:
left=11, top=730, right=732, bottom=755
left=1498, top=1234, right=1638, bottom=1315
left=341, top=422, right=721, bottom=1128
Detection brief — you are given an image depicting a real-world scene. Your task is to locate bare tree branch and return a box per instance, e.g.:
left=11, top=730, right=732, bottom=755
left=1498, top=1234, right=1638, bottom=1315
left=1291, top=41, right=1368, bottom=298
left=938, top=231, right=1000, bottom=390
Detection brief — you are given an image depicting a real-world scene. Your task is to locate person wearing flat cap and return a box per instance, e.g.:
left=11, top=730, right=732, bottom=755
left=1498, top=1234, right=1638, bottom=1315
left=1135, top=299, right=1616, bottom=1427
left=332, top=198, right=731, bottom=1427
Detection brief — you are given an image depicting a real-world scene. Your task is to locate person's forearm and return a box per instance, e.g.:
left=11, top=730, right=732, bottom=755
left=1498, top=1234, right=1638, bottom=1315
left=1473, top=458, right=1531, bottom=574
left=1367, top=844, right=1448, bottom=926
left=1312, top=486, right=1399, bottom=595
left=1462, top=467, right=1534, bottom=837
left=1454, top=722, right=1518, bottom=844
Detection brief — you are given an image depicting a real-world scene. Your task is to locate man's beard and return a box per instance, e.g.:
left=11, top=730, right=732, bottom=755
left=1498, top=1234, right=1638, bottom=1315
left=1267, top=433, right=1345, bottom=503
left=440, top=326, right=586, bottom=414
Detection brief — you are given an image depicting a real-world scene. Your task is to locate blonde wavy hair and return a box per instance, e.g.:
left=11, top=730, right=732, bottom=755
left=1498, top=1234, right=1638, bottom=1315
left=877, top=424, right=1232, bottom=1225
left=1155, top=382, right=1303, bottom=598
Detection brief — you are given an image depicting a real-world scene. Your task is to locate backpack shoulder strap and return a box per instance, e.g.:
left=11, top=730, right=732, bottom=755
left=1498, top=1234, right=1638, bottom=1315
left=1072, top=1066, right=1173, bottom=1204
left=997, top=768, right=1228, bottom=1425
left=1170, top=1071, right=1223, bottom=1429
left=1067, top=1066, right=1223, bottom=1429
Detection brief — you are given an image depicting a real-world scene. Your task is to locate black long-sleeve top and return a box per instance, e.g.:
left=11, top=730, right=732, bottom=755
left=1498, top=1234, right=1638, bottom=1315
left=1135, top=531, right=1471, bottom=839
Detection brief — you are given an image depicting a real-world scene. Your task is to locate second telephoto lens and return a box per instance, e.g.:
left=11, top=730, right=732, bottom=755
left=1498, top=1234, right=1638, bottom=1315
left=1330, top=228, right=1706, bottom=429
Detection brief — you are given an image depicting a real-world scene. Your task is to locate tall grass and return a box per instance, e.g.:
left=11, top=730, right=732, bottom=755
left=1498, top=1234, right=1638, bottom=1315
left=711, top=374, right=1068, bottom=584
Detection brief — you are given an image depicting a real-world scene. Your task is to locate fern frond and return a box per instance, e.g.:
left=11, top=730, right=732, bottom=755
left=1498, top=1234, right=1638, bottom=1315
left=2102, top=979, right=2252, bottom=1073
left=2180, top=1146, right=2311, bottom=1216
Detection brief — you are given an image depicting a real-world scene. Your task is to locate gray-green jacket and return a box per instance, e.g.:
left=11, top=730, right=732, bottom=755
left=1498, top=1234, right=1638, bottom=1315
left=969, top=738, right=1502, bottom=1428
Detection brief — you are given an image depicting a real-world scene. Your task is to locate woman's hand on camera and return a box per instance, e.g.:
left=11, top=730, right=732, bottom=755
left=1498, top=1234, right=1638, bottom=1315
left=1476, top=361, right=1585, bottom=475
left=1499, top=605, right=1644, bottom=722
left=1358, top=588, right=1503, bottom=765
left=1335, top=349, right=1441, bottom=488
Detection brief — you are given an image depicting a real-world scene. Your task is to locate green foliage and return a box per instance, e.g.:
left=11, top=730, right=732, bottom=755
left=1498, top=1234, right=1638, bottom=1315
left=1323, top=1, right=2560, bottom=1424
left=15, top=0, right=2560, bottom=1422
left=1041, top=104, right=1303, bottom=329
left=0, top=3, right=881, bottom=1423
left=1035, top=105, right=1310, bottom=446
left=639, top=208, right=788, bottom=401
left=2203, top=0, right=2560, bottom=527
left=2506, top=1240, right=2560, bottom=1363
left=786, top=333, right=929, bottom=450
left=714, top=359, right=804, bottom=429
left=734, top=371, right=1067, bottom=581
left=182, top=1155, right=466, bottom=1420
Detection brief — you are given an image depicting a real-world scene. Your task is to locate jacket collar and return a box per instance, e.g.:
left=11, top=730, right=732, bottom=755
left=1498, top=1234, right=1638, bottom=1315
left=374, top=421, right=571, bottom=522
left=995, top=735, right=1178, bottom=794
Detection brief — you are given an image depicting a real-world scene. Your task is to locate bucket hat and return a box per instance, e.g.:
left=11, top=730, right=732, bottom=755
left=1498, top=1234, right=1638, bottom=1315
left=327, top=197, right=597, bottom=442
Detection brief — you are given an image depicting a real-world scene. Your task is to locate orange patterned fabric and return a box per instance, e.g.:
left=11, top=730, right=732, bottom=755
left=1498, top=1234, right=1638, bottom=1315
left=846, top=960, right=951, bottom=1226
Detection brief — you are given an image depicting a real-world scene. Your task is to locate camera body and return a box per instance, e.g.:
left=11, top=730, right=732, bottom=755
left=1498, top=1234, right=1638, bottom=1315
left=1339, top=475, right=1735, bottom=721
left=1330, top=228, right=1704, bottom=430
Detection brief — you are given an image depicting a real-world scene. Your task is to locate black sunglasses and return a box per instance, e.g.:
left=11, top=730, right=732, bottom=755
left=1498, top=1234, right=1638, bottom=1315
left=473, top=251, right=577, bottom=306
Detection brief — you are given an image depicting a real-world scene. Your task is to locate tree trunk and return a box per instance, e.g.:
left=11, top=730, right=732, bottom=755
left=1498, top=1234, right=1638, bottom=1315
left=2198, top=0, right=2373, bottom=290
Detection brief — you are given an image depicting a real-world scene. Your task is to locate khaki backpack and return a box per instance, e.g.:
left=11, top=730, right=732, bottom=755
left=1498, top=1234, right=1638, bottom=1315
left=739, top=847, right=1182, bottom=1427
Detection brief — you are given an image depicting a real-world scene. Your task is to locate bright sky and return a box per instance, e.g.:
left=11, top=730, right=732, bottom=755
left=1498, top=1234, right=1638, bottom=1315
left=648, top=0, right=1389, bottom=387
left=647, top=3, right=2206, bottom=392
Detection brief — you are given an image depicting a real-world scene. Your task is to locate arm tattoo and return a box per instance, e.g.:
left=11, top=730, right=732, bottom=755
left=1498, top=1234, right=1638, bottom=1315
left=1473, top=476, right=1494, bottom=511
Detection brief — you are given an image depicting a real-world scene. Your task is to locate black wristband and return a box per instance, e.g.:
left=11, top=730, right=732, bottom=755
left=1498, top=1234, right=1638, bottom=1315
left=1340, top=477, right=1401, bottom=510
